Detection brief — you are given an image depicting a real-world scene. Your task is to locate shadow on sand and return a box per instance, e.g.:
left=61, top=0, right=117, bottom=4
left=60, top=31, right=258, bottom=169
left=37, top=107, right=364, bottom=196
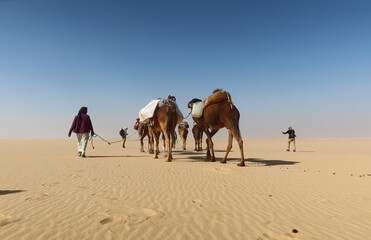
left=0, top=190, right=26, bottom=196
left=180, top=153, right=299, bottom=167
left=176, top=151, right=206, bottom=156
left=86, top=155, right=141, bottom=158
left=246, top=158, right=299, bottom=166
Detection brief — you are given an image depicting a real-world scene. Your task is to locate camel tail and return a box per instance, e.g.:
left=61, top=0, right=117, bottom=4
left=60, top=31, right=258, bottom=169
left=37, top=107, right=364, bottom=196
left=167, top=115, right=174, bottom=132
left=226, top=91, right=234, bottom=109
left=166, top=103, right=176, bottom=132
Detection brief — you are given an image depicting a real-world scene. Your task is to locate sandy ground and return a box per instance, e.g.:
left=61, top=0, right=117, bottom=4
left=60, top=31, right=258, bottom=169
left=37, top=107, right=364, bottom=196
left=1, top=137, right=371, bottom=240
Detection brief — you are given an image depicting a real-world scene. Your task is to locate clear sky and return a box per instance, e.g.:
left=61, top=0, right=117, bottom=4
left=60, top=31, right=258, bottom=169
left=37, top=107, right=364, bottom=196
left=1, top=0, right=370, bottom=139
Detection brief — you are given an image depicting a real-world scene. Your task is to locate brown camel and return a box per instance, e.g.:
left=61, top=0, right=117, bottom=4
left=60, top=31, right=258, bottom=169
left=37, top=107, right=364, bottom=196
left=192, top=122, right=203, bottom=151
left=187, top=89, right=245, bottom=166
left=134, top=121, right=154, bottom=154
left=177, top=121, right=189, bottom=150
left=149, top=99, right=179, bottom=161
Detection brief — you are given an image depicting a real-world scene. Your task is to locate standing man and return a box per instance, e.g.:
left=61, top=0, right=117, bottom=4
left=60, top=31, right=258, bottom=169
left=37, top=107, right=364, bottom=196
left=282, top=126, right=296, bottom=152
left=68, top=106, right=94, bottom=157
left=119, top=127, right=129, bottom=148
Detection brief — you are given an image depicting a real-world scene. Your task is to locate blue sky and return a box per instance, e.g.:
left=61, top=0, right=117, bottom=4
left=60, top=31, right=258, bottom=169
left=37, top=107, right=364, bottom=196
left=0, top=0, right=370, bottom=139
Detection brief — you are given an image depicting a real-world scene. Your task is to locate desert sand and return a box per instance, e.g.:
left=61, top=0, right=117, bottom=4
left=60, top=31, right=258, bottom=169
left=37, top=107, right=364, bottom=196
left=1, top=137, right=371, bottom=240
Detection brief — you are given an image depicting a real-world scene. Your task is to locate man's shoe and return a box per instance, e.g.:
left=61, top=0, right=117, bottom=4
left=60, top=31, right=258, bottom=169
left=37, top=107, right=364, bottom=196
left=293, top=150, right=296, bottom=152
left=78, top=152, right=82, bottom=156
left=286, top=149, right=290, bottom=152
left=81, top=154, right=86, bottom=158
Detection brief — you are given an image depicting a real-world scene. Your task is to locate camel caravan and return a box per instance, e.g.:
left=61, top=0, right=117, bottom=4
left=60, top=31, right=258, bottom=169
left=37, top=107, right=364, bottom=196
left=135, top=89, right=245, bottom=167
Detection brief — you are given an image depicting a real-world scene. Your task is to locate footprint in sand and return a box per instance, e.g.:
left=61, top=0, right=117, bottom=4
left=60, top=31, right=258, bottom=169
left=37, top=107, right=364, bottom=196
left=100, top=216, right=126, bottom=225
left=97, top=207, right=163, bottom=227
left=41, top=182, right=60, bottom=187
left=192, top=199, right=210, bottom=207
left=125, top=208, right=163, bottom=226
left=24, top=193, right=48, bottom=202
left=142, top=208, right=157, bottom=217
left=258, top=231, right=297, bottom=240
left=100, top=217, right=113, bottom=225
left=0, top=214, right=21, bottom=227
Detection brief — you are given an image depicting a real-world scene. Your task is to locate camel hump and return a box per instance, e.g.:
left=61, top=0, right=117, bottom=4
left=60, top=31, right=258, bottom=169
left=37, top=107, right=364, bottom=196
left=204, top=90, right=232, bottom=107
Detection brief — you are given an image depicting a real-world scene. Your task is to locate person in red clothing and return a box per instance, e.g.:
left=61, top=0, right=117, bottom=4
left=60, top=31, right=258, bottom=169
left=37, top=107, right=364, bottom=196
left=68, top=106, right=94, bottom=157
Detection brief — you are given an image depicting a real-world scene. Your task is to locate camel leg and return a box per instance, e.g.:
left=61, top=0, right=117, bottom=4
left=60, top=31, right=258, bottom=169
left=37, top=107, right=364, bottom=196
left=205, top=138, right=212, bottom=161
left=237, top=139, right=245, bottom=167
left=153, top=132, right=160, bottom=159
left=232, top=127, right=245, bottom=167
left=160, top=133, right=165, bottom=152
left=148, top=130, right=154, bottom=154
left=169, top=131, right=174, bottom=161
left=148, top=135, right=154, bottom=154
left=163, top=131, right=172, bottom=162
left=208, top=129, right=219, bottom=161
left=147, top=128, right=155, bottom=154
left=221, top=130, right=233, bottom=164
left=208, top=137, right=215, bottom=162
left=140, top=137, right=145, bottom=152
left=204, top=130, right=215, bottom=162
left=195, top=137, right=200, bottom=151
left=200, top=133, right=203, bottom=151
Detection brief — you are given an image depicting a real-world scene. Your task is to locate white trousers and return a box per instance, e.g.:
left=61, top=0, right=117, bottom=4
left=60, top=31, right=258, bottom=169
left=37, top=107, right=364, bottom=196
left=76, top=132, right=90, bottom=154
left=287, top=138, right=296, bottom=151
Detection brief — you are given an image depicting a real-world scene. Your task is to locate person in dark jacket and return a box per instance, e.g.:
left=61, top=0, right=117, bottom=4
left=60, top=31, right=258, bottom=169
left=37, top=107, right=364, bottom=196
left=119, top=127, right=128, bottom=148
left=282, top=126, right=296, bottom=152
left=68, top=106, right=94, bottom=157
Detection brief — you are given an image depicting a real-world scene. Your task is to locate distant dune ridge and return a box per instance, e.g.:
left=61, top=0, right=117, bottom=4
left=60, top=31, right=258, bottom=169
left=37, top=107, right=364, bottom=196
left=1, top=138, right=371, bottom=239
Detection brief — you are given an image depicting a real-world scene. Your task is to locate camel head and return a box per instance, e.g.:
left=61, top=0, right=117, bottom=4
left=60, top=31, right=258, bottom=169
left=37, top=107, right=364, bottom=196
left=187, top=98, right=202, bottom=109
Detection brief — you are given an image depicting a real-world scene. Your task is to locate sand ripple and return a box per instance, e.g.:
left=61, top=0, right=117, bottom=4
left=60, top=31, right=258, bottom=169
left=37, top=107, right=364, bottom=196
left=1, top=139, right=371, bottom=239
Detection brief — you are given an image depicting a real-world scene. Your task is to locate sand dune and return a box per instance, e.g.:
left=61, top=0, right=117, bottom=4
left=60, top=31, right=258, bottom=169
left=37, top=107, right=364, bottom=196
left=1, top=138, right=371, bottom=239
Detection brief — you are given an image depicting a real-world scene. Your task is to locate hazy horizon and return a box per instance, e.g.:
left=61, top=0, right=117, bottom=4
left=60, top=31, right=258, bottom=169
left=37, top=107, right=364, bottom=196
left=1, top=0, right=370, bottom=139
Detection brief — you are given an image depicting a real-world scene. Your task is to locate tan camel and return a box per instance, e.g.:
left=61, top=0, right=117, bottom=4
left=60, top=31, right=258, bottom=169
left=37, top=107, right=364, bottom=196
left=177, top=121, right=189, bottom=150
left=134, top=122, right=154, bottom=154
left=192, top=122, right=203, bottom=151
left=149, top=99, right=179, bottom=161
left=187, top=89, right=245, bottom=166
